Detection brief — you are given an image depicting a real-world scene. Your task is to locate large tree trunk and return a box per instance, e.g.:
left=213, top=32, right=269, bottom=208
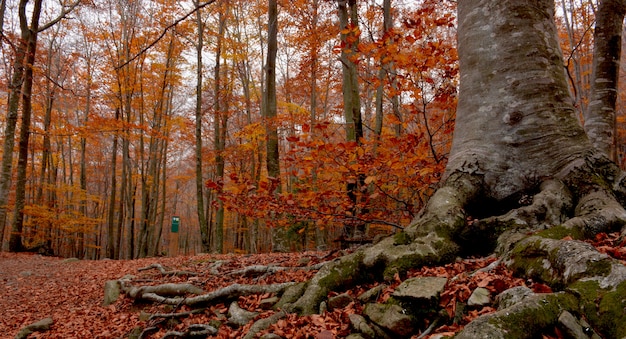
left=584, top=0, right=626, bottom=162
left=290, top=1, right=626, bottom=337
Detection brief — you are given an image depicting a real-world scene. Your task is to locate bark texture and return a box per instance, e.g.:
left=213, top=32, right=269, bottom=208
left=288, top=1, right=626, bottom=338
left=584, top=0, right=626, bottom=161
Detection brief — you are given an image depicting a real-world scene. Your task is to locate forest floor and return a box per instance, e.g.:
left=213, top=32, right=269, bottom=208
left=1, top=232, right=625, bottom=339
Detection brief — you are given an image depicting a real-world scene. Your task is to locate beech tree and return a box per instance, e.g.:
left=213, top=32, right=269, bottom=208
left=285, top=0, right=626, bottom=336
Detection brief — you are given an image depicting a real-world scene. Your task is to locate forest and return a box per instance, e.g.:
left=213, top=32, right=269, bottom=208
left=0, top=0, right=618, bottom=260
left=3, top=0, right=626, bottom=338
left=0, top=0, right=462, bottom=258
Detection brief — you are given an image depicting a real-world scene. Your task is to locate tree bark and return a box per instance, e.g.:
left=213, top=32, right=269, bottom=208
left=583, top=0, right=626, bottom=161
left=212, top=4, right=227, bottom=254
left=0, top=1, right=29, bottom=250
left=290, top=2, right=626, bottom=338
left=9, top=0, right=44, bottom=252
left=264, top=0, right=287, bottom=252
left=193, top=0, right=211, bottom=254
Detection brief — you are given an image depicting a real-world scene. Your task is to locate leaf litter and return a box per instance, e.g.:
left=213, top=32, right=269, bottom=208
left=0, top=231, right=623, bottom=338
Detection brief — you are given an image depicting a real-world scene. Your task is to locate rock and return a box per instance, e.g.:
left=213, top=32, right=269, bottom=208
left=297, top=256, right=311, bottom=266
left=127, top=326, right=142, bottom=339
left=19, top=271, right=33, bottom=277
left=319, top=301, right=328, bottom=314
left=467, top=287, right=491, bottom=307
left=139, top=311, right=151, bottom=321
left=328, top=292, right=353, bottom=310
left=363, top=303, right=414, bottom=337
left=358, top=284, right=386, bottom=303
left=260, top=334, right=283, bottom=339
left=496, top=286, right=534, bottom=309
left=103, top=280, right=121, bottom=306
left=392, top=276, right=447, bottom=305
left=346, top=334, right=368, bottom=339
left=228, top=301, right=259, bottom=327
left=558, top=311, right=588, bottom=339
left=259, top=296, right=279, bottom=310
left=349, top=313, right=376, bottom=339
left=62, top=257, right=80, bottom=263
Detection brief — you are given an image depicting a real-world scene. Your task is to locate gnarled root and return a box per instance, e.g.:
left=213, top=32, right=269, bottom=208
left=291, top=172, right=482, bottom=315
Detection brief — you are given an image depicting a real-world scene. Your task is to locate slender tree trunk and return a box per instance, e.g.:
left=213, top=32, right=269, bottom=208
left=212, top=5, right=227, bottom=254
left=583, top=0, right=626, bottom=161
left=0, top=7, right=29, bottom=250
left=338, top=0, right=366, bottom=239
left=194, top=0, right=211, bottom=253
left=263, top=0, right=286, bottom=252
left=338, top=0, right=362, bottom=143
left=9, top=0, right=43, bottom=252
left=106, top=109, right=120, bottom=259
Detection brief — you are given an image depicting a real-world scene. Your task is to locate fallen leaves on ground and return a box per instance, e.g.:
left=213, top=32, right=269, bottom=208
left=0, top=231, right=623, bottom=338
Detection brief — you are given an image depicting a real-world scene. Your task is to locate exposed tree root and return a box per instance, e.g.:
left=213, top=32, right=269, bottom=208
left=138, top=263, right=199, bottom=276
left=159, top=324, right=218, bottom=339
left=224, top=262, right=327, bottom=278
left=285, top=165, right=626, bottom=338
left=112, top=163, right=626, bottom=338
left=15, top=317, right=53, bottom=339
left=121, top=280, right=295, bottom=306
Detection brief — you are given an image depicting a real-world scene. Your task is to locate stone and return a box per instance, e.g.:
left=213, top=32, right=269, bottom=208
left=62, top=257, right=80, bottom=263
left=358, top=284, right=386, bottom=303
left=558, top=311, right=588, bottom=339
left=297, top=256, right=311, bottom=266
left=496, top=286, right=534, bottom=309
left=467, top=287, right=491, bottom=307
left=349, top=313, right=376, bottom=339
left=363, top=303, right=414, bottom=337
left=392, top=276, right=447, bottom=305
left=228, top=301, right=259, bottom=327
left=328, top=292, right=353, bottom=310
left=260, top=334, right=283, bottom=339
left=345, top=334, right=368, bottom=339
left=319, top=301, right=328, bottom=314
left=103, top=280, right=121, bottom=306
left=261, top=333, right=283, bottom=339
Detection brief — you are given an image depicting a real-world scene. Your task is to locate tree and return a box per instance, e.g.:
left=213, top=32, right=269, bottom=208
left=7, top=0, right=80, bottom=252
left=193, top=0, right=211, bottom=253
left=583, top=0, right=626, bottom=161
left=211, top=0, right=227, bottom=253
left=287, top=0, right=626, bottom=336
left=263, top=0, right=287, bottom=252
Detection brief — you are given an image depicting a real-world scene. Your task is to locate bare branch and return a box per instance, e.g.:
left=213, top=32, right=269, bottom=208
left=115, top=0, right=217, bottom=70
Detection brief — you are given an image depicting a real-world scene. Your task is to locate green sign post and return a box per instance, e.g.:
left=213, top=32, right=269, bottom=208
left=171, top=216, right=180, bottom=233
left=170, top=216, right=180, bottom=256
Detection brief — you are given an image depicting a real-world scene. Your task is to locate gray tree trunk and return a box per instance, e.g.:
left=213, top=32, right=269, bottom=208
left=213, top=5, right=227, bottom=254
left=290, top=2, right=626, bottom=337
left=583, top=0, right=626, bottom=161
left=264, top=0, right=287, bottom=252
left=193, top=0, right=211, bottom=253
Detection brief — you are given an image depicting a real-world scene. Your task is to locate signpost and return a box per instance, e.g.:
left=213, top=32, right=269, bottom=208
left=169, top=216, right=180, bottom=256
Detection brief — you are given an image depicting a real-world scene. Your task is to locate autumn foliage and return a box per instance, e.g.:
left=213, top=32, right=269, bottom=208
left=0, top=0, right=622, bottom=258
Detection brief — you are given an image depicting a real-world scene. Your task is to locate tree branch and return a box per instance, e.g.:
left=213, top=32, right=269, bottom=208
left=115, top=0, right=217, bottom=69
